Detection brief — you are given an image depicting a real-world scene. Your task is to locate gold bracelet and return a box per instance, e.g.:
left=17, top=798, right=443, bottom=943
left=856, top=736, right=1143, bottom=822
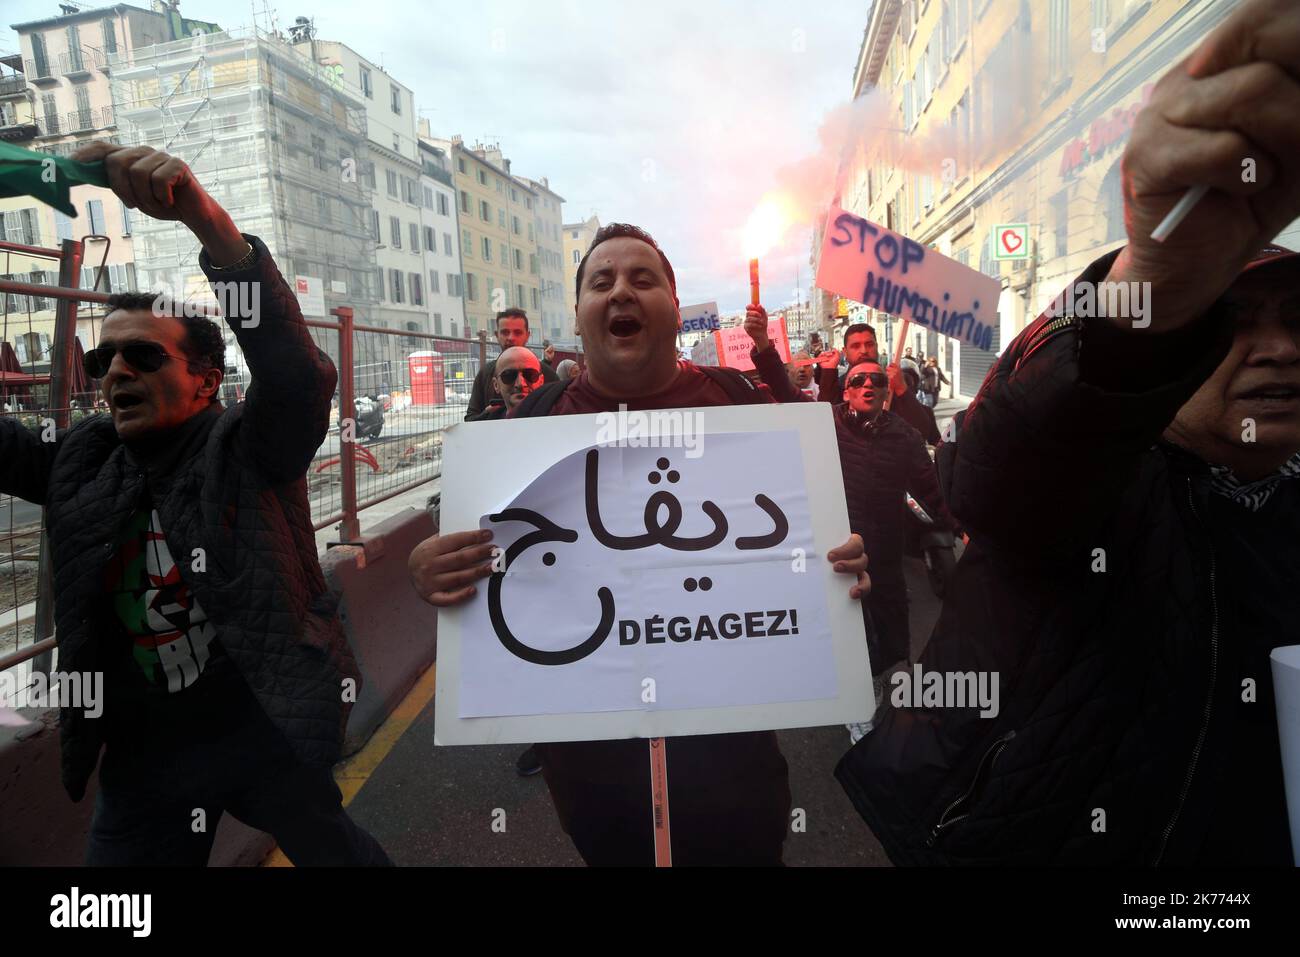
left=208, top=241, right=256, bottom=273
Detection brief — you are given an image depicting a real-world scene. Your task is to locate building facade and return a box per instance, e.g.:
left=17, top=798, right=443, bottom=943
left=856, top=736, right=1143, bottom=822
left=519, top=176, right=568, bottom=344
left=293, top=36, right=430, bottom=334
left=819, top=0, right=1299, bottom=399
left=1, top=3, right=203, bottom=362
left=426, top=135, right=543, bottom=338
left=109, top=26, right=376, bottom=378
left=417, top=139, right=466, bottom=338
left=562, top=213, right=600, bottom=318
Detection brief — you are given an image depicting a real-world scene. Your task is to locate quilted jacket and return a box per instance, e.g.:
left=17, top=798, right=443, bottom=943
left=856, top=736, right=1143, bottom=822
left=0, top=234, right=360, bottom=801
left=833, top=406, right=954, bottom=591
left=832, top=247, right=1298, bottom=864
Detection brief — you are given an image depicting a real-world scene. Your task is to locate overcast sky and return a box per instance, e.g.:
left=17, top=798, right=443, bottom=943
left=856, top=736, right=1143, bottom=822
left=3, top=1, right=866, bottom=311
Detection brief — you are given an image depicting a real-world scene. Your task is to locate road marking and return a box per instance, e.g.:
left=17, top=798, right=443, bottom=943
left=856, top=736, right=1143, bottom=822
left=261, top=663, right=438, bottom=867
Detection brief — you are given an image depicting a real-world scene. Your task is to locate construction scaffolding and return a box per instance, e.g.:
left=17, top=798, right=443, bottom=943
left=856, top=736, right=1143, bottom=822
left=107, top=26, right=380, bottom=377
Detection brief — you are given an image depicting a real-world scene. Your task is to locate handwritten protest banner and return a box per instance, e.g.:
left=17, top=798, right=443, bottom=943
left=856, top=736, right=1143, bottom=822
left=815, top=204, right=1001, bottom=352
left=689, top=318, right=790, bottom=371
left=679, top=301, right=721, bottom=334
left=434, top=403, right=873, bottom=745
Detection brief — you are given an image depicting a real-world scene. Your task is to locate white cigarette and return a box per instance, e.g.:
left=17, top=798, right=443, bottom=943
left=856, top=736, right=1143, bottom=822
left=1151, top=184, right=1210, bottom=243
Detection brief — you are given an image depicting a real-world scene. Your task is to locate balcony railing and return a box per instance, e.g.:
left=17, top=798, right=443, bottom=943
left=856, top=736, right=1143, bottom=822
left=24, top=59, right=57, bottom=83
left=59, top=51, right=91, bottom=77
left=66, top=109, right=93, bottom=133
left=0, top=76, right=26, bottom=97
left=39, top=115, right=60, bottom=136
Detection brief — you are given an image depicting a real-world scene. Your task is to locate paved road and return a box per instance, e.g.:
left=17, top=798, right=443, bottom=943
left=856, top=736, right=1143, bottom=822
left=345, top=552, right=953, bottom=866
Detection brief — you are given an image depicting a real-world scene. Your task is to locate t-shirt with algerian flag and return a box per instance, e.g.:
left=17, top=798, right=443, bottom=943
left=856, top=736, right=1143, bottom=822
left=99, top=496, right=253, bottom=740
left=0, top=141, right=108, bottom=217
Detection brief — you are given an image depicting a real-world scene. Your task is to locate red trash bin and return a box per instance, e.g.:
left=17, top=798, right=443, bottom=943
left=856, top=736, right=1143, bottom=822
left=408, top=351, right=445, bottom=406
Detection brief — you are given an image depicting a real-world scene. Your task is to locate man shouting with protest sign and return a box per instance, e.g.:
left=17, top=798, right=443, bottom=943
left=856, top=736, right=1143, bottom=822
left=411, top=223, right=872, bottom=866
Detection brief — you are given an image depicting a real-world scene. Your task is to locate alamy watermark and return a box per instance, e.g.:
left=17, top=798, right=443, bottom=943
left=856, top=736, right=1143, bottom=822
left=890, top=664, right=1000, bottom=718
left=1045, top=280, right=1152, bottom=328
left=0, top=670, right=102, bottom=718
left=149, top=281, right=261, bottom=329
left=594, top=404, right=705, bottom=458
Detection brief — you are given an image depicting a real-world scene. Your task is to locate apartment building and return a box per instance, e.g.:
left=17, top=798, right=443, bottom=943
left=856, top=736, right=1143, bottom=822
left=417, top=138, right=466, bottom=338
left=425, top=135, right=542, bottom=337
left=1, top=2, right=217, bottom=362
left=562, top=213, right=600, bottom=318
left=518, top=176, right=568, bottom=343
left=818, top=0, right=1293, bottom=398
left=110, top=25, right=376, bottom=381
left=291, top=33, right=434, bottom=334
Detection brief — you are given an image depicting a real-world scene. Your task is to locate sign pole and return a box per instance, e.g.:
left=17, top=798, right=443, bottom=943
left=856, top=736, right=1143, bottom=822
left=885, top=317, right=911, bottom=411
left=649, top=738, right=672, bottom=866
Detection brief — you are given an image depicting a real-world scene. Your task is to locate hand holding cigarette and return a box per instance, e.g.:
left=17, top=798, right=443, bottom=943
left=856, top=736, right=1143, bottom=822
left=1105, top=0, right=1300, bottom=332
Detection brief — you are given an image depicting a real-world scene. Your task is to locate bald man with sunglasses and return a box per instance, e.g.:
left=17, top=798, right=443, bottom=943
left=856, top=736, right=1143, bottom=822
left=0, top=143, right=389, bottom=866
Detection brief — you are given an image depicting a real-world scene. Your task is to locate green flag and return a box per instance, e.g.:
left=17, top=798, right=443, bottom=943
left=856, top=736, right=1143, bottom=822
left=0, top=141, right=109, bottom=217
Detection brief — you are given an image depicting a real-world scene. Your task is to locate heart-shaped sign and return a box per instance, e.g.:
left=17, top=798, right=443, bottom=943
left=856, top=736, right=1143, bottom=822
left=1001, top=230, right=1023, bottom=254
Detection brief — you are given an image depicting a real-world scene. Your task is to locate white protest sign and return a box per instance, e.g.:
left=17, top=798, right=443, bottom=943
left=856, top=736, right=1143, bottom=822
left=435, top=402, right=874, bottom=745
left=690, top=335, right=718, bottom=367
left=1272, top=645, right=1300, bottom=865
left=679, top=301, right=721, bottom=334
left=815, top=204, right=1001, bottom=352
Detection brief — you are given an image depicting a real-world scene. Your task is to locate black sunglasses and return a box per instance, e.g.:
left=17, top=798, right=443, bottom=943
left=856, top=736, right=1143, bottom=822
left=499, top=367, right=542, bottom=387
left=83, top=342, right=188, bottom=379
left=846, top=371, right=889, bottom=390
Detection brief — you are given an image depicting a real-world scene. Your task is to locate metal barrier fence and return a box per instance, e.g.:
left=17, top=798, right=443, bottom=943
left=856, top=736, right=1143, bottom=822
left=0, top=236, right=499, bottom=679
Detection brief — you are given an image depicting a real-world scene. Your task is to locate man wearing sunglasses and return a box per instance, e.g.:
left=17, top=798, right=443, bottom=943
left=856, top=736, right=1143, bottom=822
left=465, top=309, right=558, bottom=420
left=835, top=359, right=954, bottom=682
left=0, top=142, right=389, bottom=865
left=467, top=347, right=543, bottom=421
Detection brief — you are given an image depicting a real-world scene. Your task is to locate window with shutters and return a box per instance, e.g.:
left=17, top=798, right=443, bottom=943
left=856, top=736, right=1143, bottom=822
left=55, top=210, right=74, bottom=241
left=41, top=93, right=58, bottom=133
left=482, top=237, right=492, bottom=262
left=66, top=25, right=83, bottom=72
left=424, top=226, right=434, bottom=252
left=387, top=169, right=398, bottom=198
left=410, top=223, right=419, bottom=252
left=410, top=272, right=422, bottom=306
left=120, top=202, right=132, bottom=235
left=437, top=193, right=449, bottom=216
left=87, top=200, right=104, bottom=235
left=480, top=200, right=490, bottom=222
left=1049, top=0, right=1070, bottom=86
left=466, top=273, right=477, bottom=301
left=360, top=67, right=372, bottom=98
left=460, top=190, right=470, bottom=213
left=390, top=216, right=401, bottom=248
left=429, top=270, right=440, bottom=294
left=462, top=229, right=473, bottom=256
left=32, top=33, right=50, bottom=78
left=391, top=269, right=404, bottom=303
left=443, top=233, right=452, bottom=256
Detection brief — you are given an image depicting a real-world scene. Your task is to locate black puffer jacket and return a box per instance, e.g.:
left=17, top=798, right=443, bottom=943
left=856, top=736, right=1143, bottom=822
left=837, top=248, right=1295, bottom=865
left=0, top=235, right=360, bottom=800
